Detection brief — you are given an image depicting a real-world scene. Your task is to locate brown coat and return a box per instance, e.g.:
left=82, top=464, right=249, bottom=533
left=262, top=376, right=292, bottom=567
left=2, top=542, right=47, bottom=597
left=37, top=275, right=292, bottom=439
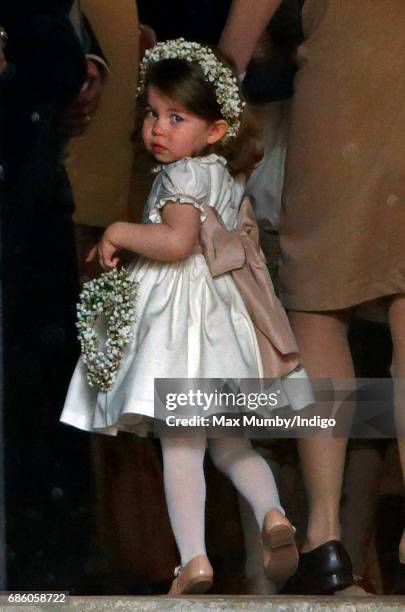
left=279, top=0, right=405, bottom=311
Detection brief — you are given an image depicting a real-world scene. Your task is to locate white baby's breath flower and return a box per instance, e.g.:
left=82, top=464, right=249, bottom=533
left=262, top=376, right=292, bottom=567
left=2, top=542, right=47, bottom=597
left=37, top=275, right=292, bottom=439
left=76, top=268, right=138, bottom=392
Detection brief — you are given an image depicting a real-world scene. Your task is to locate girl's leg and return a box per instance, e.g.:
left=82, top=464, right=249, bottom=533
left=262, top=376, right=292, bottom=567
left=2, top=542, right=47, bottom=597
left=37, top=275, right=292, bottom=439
left=388, top=294, right=405, bottom=563
left=288, top=310, right=354, bottom=552
left=208, top=437, right=283, bottom=528
left=208, top=437, right=298, bottom=586
left=160, top=435, right=207, bottom=566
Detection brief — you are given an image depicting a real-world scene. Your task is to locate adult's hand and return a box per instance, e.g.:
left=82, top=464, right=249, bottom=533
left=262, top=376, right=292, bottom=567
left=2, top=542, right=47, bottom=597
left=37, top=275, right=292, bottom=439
left=60, top=57, right=106, bottom=138
left=219, top=0, right=282, bottom=75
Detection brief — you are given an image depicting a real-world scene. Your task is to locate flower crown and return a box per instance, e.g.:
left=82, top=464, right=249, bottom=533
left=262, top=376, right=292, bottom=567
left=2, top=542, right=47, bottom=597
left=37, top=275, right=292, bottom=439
left=137, top=38, right=244, bottom=140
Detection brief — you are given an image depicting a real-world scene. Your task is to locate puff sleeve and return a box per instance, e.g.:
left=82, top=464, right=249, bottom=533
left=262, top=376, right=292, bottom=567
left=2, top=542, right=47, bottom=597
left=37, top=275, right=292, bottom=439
left=149, top=158, right=208, bottom=223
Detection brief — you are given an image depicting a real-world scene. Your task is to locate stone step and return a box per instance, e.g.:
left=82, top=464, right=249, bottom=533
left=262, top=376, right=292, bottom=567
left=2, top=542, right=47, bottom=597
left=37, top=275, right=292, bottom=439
left=4, top=595, right=405, bottom=611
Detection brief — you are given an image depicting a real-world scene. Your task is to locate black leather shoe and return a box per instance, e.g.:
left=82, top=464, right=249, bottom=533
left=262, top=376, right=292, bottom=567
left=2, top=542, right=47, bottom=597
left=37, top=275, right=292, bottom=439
left=393, top=562, right=405, bottom=595
left=281, top=540, right=353, bottom=595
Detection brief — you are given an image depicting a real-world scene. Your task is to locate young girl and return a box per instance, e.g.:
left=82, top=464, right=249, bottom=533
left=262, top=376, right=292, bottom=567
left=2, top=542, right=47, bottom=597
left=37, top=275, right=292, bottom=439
left=61, top=39, right=309, bottom=595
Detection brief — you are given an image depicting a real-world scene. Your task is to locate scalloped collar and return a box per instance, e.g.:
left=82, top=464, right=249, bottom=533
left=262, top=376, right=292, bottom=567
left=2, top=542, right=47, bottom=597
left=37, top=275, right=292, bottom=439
left=152, top=154, right=227, bottom=174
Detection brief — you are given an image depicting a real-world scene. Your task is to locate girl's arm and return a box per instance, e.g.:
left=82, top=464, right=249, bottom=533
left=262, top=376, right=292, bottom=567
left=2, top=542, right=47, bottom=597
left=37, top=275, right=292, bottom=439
left=219, top=0, right=283, bottom=75
left=88, top=202, right=201, bottom=269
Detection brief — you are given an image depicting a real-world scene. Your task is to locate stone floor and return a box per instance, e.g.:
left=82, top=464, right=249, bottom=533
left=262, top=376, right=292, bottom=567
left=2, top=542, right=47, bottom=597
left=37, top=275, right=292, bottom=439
left=3, top=596, right=405, bottom=612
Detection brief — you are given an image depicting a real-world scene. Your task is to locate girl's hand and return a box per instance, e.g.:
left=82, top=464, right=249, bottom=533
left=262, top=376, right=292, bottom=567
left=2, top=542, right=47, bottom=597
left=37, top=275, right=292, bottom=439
left=86, top=224, right=121, bottom=270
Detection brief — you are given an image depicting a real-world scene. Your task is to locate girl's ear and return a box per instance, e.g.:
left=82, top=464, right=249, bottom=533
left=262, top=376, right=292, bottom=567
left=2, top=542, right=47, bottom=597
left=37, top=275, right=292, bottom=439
left=207, top=119, right=229, bottom=145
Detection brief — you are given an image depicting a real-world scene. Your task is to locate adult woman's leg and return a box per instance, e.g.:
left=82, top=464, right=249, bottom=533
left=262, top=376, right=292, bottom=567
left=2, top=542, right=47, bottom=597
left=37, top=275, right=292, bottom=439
left=282, top=310, right=355, bottom=594
left=388, top=295, right=405, bottom=568
left=288, top=310, right=354, bottom=552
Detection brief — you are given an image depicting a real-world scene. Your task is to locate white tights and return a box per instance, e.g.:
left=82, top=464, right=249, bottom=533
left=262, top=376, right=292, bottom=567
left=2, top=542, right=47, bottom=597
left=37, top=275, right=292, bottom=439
left=160, top=435, right=283, bottom=566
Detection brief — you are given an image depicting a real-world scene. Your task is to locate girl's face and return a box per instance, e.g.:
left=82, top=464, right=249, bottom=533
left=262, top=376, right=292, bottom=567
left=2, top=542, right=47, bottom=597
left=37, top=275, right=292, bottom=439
left=142, top=86, right=224, bottom=163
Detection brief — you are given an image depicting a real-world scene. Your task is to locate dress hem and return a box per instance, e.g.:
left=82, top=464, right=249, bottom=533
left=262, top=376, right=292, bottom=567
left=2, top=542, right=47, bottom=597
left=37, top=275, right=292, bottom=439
left=280, top=284, right=405, bottom=313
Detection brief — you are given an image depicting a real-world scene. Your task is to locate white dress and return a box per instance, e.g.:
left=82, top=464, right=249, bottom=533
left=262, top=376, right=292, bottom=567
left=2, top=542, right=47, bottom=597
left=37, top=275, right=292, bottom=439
left=61, top=154, right=309, bottom=436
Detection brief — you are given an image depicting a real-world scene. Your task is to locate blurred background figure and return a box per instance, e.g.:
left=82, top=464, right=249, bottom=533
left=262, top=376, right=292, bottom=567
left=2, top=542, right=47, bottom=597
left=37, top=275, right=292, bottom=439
left=0, top=0, right=107, bottom=591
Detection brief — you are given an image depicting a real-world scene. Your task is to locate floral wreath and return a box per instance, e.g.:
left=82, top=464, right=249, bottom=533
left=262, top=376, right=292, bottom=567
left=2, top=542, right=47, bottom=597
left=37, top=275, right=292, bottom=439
left=76, top=268, right=138, bottom=393
left=137, top=38, right=244, bottom=140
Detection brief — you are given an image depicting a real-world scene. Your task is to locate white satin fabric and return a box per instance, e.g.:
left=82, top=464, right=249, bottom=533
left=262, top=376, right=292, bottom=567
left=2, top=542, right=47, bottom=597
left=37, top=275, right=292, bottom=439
left=61, top=155, right=265, bottom=436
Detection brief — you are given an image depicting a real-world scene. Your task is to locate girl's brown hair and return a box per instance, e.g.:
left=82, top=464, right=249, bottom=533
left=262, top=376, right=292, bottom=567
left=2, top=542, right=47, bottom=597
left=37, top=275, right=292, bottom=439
left=141, top=54, right=261, bottom=177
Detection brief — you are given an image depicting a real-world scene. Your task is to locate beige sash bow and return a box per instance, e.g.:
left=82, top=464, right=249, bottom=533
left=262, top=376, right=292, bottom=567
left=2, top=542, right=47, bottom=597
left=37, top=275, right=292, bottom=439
left=200, top=197, right=301, bottom=378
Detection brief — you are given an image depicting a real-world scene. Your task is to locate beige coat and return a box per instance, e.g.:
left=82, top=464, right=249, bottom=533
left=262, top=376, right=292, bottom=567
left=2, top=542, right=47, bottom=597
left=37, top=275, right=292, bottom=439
left=279, top=0, right=405, bottom=311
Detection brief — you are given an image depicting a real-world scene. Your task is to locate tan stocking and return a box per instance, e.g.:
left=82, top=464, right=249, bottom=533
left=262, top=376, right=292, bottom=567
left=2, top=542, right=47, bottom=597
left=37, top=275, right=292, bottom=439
left=288, top=309, right=354, bottom=551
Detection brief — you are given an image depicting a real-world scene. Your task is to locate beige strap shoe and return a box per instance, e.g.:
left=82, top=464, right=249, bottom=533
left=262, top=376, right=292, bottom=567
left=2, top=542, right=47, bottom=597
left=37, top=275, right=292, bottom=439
left=262, top=509, right=298, bottom=587
left=168, top=554, right=213, bottom=595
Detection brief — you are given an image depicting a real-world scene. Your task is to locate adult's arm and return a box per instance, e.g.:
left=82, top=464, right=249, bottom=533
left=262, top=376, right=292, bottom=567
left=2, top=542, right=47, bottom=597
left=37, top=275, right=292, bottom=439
left=81, top=13, right=109, bottom=73
left=60, top=8, right=109, bottom=137
left=219, top=0, right=283, bottom=74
